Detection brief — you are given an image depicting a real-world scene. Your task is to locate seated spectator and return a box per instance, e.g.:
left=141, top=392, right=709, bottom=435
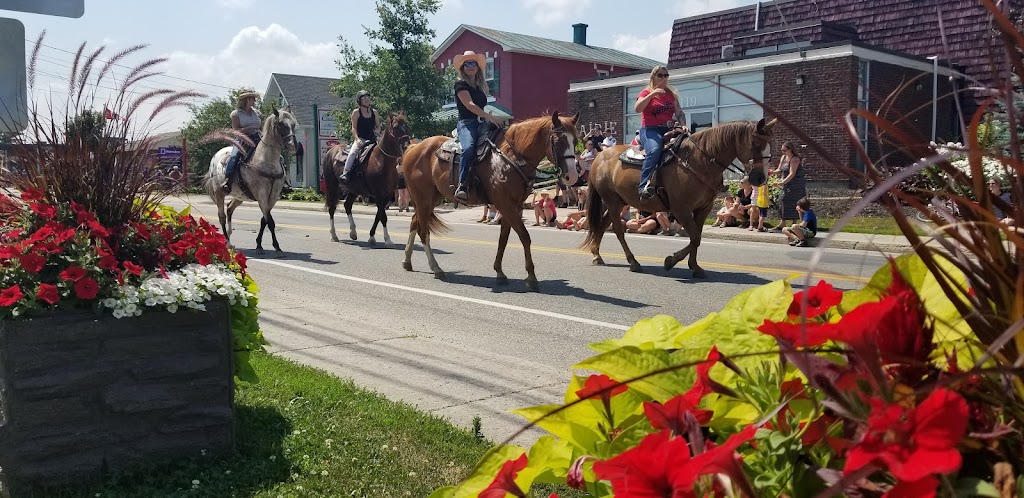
left=532, top=190, right=558, bottom=227
left=782, top=197, right=817, bottom=247
left=711, top=195, right=738, bottom=227
left=990, top=179, right=1015, bottom=226
left=626, top=210, right=660, bottom=234
left=656, top=212, right=677, bottom=235
left=557, top=210, right=588, bottom=231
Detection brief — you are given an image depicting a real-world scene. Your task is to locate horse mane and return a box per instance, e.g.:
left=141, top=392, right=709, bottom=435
left=689, top=120, right=755, bottom=157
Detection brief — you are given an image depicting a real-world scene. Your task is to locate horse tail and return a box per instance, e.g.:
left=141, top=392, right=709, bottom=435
left=581, top=186, right=606, bottom=252
left=417, top=203, right=450, bottom=237
left=322, top=150, right=341, bottom=212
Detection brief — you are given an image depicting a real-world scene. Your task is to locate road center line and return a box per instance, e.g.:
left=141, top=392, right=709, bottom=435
left=249, top=259, right=631, bottom=331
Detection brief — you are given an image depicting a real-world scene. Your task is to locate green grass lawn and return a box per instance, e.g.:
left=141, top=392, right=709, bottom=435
left=41, top=353, right=587, bottom=498
left=704, top=215, right=924, bottom=236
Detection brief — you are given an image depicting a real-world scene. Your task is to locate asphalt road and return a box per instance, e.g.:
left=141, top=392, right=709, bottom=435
left=167, top=197, right=891, bottom=445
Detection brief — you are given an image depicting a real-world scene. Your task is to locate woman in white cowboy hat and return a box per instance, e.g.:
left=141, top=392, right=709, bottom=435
left=452, top=50, right=503, bottom=202
left=222, top=89, right=263, bottom=192
left=340, top=89, right=381, bottom=183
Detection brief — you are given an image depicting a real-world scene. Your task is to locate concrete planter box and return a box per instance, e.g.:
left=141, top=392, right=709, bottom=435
left=0, top=300, right=234, bottom=496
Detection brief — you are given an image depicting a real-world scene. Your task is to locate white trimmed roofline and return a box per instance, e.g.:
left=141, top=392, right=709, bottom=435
left=569, top=44, right=959, bottom=92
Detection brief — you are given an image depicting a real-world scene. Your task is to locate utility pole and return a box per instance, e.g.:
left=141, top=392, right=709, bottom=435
left=312, top=103, right=320, bottom=193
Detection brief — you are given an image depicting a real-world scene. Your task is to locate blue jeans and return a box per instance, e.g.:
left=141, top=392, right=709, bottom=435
left=225, top=147, right=242, bottom=178
left=639, top=126, right=670, bottom=192
left=456, top=118, right=480, bottom=189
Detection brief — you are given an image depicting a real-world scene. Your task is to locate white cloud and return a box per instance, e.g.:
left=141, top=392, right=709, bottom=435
left=521, top=0, right=591, bottom=28
left=216, top=0, right=255, bottom=8
left=612, top=30, right=671, bottom=63
left=673, top=0, right=746, bottom=18
left=151, top=24, right=336, bottom=131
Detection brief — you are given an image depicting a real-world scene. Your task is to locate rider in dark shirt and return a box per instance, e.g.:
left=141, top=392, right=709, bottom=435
left=451, top=50, right=503, bottom=202
left=340, top=90, right=380, bottom=183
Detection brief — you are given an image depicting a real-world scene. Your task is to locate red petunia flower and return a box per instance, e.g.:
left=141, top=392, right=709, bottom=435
left=17, top=252, right=47, bottom=273
left=576, top=374, right=628, bottom=403
left=480, top=454, right=528, bottom=498
left=593, top=430, right=700, bottom=497
left=30, top=203, right=57, bottom=220
left=20, top=189, right=43, bottom=202
left=788, top=280, right=844, bottom=319
left=98, top=255, right=119, bottom=272
left=73, top=277, right=100, bottom=300
left=684, top=346, right=720, bottom=405
left=844, top=388, right=967, bottom=488
left=691, top=425, right=757, bottom=485
left=87, top=220, right=110, bottom=238
left=645, top=395, right=713, bottom=436
left=195, top=247, right=212, bottom=266
left=123, top=261, right=144, bottom=277
left=36, top=283, right=60, bottom=305
left=234, top=251, right=248, bottom=276
left=60, top=266, right=87, bottom=282
left=0, top=284, right=25, bottom=307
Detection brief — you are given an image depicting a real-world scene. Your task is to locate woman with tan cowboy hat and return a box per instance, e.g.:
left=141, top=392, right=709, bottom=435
left=222, top=89, right=263, bottom=192
left=340, top=89, right=381, bottom=183
left=452, top=50, right=503, bottom=202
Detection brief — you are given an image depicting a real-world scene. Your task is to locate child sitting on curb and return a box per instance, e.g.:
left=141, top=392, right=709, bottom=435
left=711, top=195, right=738, bottom=227
left=782, top=197, right=817, bottom=247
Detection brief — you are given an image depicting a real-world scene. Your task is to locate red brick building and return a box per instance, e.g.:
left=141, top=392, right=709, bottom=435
left=433, top=24, right=661, bottom=130
left=569, top=0, right=1019, bottom=186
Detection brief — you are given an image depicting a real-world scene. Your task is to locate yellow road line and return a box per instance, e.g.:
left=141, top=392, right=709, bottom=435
left=231, top=219, right=870, bottom=284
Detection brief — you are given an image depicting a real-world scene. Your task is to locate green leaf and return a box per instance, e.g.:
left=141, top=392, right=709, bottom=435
left=589, top=314, right=695, bottom=353
left=574, top=347, right=695, bottom=402
left=955, top=478, right=1000, bottom=497
left=439, top=445, right=526, bottom=498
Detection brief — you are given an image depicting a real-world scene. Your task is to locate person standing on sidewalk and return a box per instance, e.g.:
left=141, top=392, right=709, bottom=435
left=771, top=142, right=805, bottom=231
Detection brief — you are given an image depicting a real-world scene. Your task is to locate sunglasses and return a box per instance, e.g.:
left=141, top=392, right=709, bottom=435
left=654, top=73, right=669, bottom=78
left=462, top=61, right=479, bottom=68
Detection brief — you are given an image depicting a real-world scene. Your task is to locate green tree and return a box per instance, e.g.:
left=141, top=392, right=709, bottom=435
left=180, top=88, right=280, bottom=184
left=66, top=109, right=106, bottom=150
left=332, top=0, right=454, bottom=140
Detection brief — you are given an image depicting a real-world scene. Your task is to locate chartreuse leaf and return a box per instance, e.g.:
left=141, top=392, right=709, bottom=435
left=954, top=478, right=1000, bottom=497
left=589, top=314, right=713, bottom=353
left=574, top=347, right=695, bottom=402
left=426, top=445, right=526, bottom=498
left=518, top=436, right=574, bottom=486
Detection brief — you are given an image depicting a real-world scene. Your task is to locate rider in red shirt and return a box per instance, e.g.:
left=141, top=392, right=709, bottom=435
left=634, top=66, right=686, bottom=199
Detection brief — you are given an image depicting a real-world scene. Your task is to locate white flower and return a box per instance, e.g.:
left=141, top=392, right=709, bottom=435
left=102, top=264, right=252, bottom=319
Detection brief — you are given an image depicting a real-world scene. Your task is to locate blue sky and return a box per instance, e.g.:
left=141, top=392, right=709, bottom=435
left=2, top=0, right=756, bottom=132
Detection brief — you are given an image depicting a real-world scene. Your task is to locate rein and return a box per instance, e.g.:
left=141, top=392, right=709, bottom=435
left=684, top=135, right=747, bottom=176
left=497, top=125, right=573, bottom=185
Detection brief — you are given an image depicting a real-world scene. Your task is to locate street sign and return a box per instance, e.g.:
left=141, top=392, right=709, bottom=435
left=0, top=0, right=84, bottom=18
left=0, top=17, right=27, bottom=133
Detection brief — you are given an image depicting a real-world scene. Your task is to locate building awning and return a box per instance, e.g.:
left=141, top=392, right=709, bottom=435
left=432, top=102, right=513, bottom=122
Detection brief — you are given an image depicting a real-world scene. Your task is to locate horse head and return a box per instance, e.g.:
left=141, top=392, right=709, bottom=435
left=272, top=107, right=298, bottom=153
left=550, top=111, right=580, bottom=187
left=386, top=111, right=412, bottom=154
left=743, top=117, right=777, bottom=186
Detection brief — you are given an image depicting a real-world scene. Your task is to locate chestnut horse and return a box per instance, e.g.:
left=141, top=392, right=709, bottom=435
left=322, top=111, right=412, bottom=247
left=583, top=118, right=775, bottom=278
left=401, top=111, right=580, bottom=290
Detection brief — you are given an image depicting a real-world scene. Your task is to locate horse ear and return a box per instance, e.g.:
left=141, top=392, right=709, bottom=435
left=273, top=108, right=280, bottom=118
left=284, top=105, right=291, bottom=113
left=571, top=112, right=580, bottom=124
left=551, top=111, right=560, bottom=127
left=756, top=117, right=778, bottom=134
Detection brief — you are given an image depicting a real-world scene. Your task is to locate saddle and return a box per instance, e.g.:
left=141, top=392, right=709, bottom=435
left=618, top=128, right=689, bottom=167
left=338, top=141, right=377, bottom=182
left=435, top=123, right=505, bottom=198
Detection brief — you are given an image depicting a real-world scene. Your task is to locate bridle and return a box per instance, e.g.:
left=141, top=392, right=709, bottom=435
left=683, top=131, right=769, bottom=177
left=500, top=124, right=576, bottom=184
left=376, top=116, right=410, bottom=159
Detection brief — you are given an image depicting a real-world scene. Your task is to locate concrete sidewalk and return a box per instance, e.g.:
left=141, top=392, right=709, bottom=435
left=170, top=194, right=918, bottom=253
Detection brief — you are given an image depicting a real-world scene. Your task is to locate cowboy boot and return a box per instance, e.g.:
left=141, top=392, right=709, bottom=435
left=221, top=174, right=233, bottom=193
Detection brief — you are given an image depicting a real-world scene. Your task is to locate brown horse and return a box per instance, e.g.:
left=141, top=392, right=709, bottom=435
left=322, top=111, right=412, bottom=247
left=401, top=111, right=580, bottom=290
left=583, top=118, right=775, bottom=278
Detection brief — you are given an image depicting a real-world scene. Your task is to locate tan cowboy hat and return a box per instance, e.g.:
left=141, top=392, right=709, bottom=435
left=453, top=50, right=487, bottom=71
left=236, top=90, right=260, bottom=106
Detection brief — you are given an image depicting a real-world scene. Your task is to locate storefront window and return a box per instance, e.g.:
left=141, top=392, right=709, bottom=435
left=623, top=70, right=763, bottom=133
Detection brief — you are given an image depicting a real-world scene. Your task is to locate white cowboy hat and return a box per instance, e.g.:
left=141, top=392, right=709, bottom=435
left=453, top=50, right=487, bottom=71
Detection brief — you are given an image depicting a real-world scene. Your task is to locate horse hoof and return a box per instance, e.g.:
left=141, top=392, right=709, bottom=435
left=257, top=248, right=265, bottom=255
left=434, top=271, right=447, bottom=281
left=664, top=256, right=678, bottom=271
left=349, top=231, right=357, bottom=241
left=692, top=268, right=707, bottom=279
left=331, top=236, right=340, bottom=242
left=385, top=242, right=395, bottom=249
left=629, top=263, right=644, bottom=273
left=525, top=278, right=539, bottom=292
left=496, top=275, right=509, bottom=286
left=592, top=257, right=605, bottom=266
left=402, top=261, right=413, bottom=272
left=368, top=237, right=377, bottom=246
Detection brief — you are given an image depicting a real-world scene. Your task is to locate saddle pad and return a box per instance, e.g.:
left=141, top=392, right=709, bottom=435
left=619, top=146, right=645, bottom=166
left=434, top=138, right=489, bottom=163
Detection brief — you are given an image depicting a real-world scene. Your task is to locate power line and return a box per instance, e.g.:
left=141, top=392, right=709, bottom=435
left=32, top=52, right=204, bottom=94
left=27, top=38, right=235, bottom=92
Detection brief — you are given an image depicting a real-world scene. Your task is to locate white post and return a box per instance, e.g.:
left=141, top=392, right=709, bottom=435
left=928, top=56, right=938, bottom=142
